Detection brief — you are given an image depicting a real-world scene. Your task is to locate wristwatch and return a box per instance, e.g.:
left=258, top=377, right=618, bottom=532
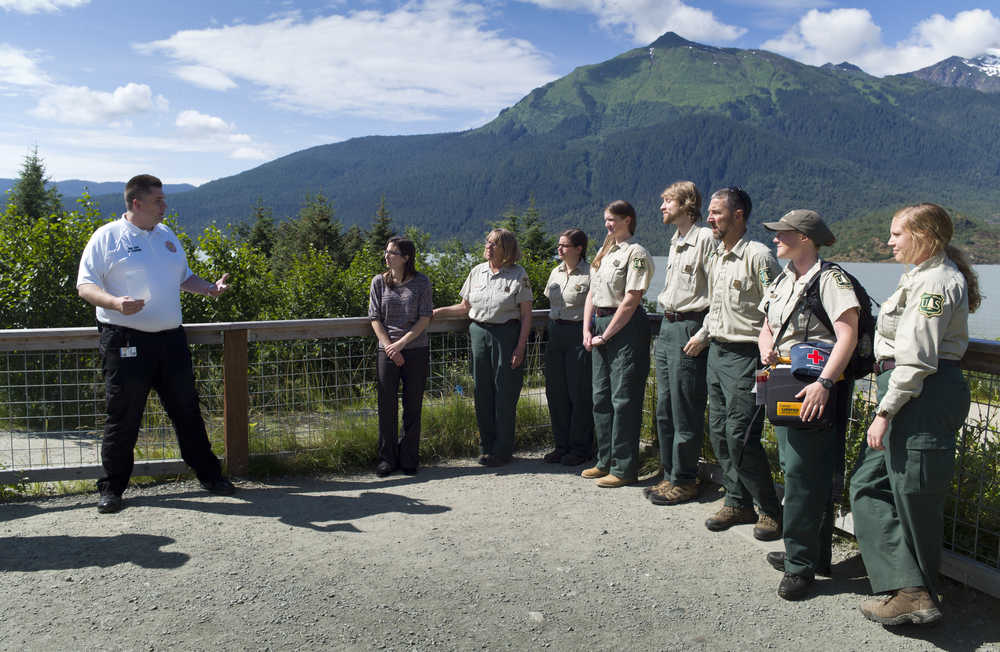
left=816, top=377, right=834, bottom=390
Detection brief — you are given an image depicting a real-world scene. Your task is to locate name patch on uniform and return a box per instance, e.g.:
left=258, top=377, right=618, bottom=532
left=127, top=245, right=142, bottom=253
left=918, top=292, right=944, bottom=317
left=120, top=346, right=137, bottom=358
left=165, top=241, right=177, bottom=252
left=632, top=257, right=646, bottom=270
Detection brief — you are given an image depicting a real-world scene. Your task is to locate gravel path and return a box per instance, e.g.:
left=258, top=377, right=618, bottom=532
left=2, top=452, right=998, bottom=651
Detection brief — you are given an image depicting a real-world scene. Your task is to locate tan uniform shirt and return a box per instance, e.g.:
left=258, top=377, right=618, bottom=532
left=460, top=262, right=533, bottom=323
left=589, top=239, right=654, bottom=308
left=761, top=260, right=860, bottom=357
left=874, top=253, right=969, bottom=417
left=656, top=224, right=713, bottom=313
left=545, top=260, right=591, bottom=321
left=697, top=237, right=780, bottom=344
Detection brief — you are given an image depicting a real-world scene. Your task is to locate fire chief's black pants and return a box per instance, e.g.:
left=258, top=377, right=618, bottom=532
left=97, top=323, right=223, bottom=496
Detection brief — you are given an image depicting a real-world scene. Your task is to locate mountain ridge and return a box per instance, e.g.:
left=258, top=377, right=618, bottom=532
left=55, top=33, right=1000, bottom=259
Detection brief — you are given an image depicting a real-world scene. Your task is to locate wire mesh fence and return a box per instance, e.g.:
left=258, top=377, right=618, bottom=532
left=0, top=318, right=997, bottom=581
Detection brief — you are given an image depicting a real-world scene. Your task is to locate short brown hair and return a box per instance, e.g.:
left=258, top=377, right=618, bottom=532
left=661, top=181, right=702, bottom=222
left=124, top=174, right=162, bottom=211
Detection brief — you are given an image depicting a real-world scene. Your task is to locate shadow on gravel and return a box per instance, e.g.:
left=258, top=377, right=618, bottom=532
left=0, top=501, right=88, bottom=523
left=0, top=534, right=188, bottom=572
left=146, top=482, right=452, bottom=533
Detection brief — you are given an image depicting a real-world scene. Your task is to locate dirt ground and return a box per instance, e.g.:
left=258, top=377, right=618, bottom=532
left=2, top=452, right=999, bottom=651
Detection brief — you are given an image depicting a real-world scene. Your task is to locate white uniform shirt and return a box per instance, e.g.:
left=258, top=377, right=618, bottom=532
left=77, top=216, right=193, bottom=332
left=874, top=253, right=969, bottom=417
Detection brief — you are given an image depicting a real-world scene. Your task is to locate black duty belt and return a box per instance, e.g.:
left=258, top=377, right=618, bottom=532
left=662, top=309, right=708, bottom=324
left=874, top=358, right=960, bottom=374
left=554, top=319, right=581, bottom=326
left=594, top=307, right=616, bottom=317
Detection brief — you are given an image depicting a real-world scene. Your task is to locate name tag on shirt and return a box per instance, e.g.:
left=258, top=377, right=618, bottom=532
left=120, top=346, right=137, bottom=358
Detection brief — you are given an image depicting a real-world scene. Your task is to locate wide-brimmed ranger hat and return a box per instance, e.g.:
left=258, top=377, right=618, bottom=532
left=763, top=209, right=836, bottom=247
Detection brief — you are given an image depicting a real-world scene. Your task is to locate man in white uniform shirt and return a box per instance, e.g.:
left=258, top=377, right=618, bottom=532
left=77, top=174, right=235, bottom=514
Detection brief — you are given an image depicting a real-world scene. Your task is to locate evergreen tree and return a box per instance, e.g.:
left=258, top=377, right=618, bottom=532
left=341, top=225, right=365, bottom=268
left=519, top=196, right=557, bottom=261
left=248, top=198, right=276, bottom=257
left=5, top=147, right=63, bottom=223
left=367, top=194, right=395, bottom=252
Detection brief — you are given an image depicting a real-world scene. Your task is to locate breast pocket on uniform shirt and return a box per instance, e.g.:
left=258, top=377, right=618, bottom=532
left=877, top=295, right=904, bottom=338
left=728, top=274, right=756, bottom=311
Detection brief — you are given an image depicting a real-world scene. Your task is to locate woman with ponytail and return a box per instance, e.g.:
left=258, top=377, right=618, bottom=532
left=851, top=203, right=980, bottom=626
left=581, top=201, right=654, bottom=487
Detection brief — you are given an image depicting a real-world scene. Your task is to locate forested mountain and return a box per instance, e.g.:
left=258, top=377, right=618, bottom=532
left=0, top=179, right=196, bottom=200
left=83, top=32, right=1000, bottom=256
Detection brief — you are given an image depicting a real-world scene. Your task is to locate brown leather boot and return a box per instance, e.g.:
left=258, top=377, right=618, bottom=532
left=752, top=513, right=782, bottom=541
left=644, top=478, right=673, bottom=499
left=704, top=505, right=757, bottom=531
left=860, top=587, right=942, bottom=625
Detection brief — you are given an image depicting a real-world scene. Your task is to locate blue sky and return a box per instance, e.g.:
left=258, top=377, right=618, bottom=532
left=2, top=0, right=998, bottom=186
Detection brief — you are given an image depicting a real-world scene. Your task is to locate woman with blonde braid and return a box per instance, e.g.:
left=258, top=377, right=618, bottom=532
left=851, top=203, right=980, bottom=626
left=581, top=200, right=654, bottom=487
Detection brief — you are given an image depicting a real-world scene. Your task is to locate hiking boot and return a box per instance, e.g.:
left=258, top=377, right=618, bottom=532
left=542, top=449, right=565, bottom=463
left=860, top=588, right=942, bottom=625
left=705, top=505, right=757, bottom=532
left=581, top=466, right=609, bottom=479
left=777, top=572, right=814, bottom=601
left=753, top=513, right=782, bottom=541
left=596, top=474, right=633, bottom=488
left=650, top=483, right=698, bottom=506
left=643, top=478, right=673, bottom=499
left=766, top=551, right=831, bottom=577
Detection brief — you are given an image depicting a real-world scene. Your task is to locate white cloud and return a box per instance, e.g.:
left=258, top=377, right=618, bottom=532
left=762, top=8, right=1000, bottom=76
left=522, top=0, right=745, bottom=44
left=0, top=44, right=49, bottom=87
left=173, top=65, right=238, bottom=91
left=0, top=0, right=88, bottom=13
left=137, top=0, right=557, bottom=121
left=31, top=82, right=168, bottom=124
left=176, top=109, right=234, bottom=135
left=175, top=109, right=264, bottom=160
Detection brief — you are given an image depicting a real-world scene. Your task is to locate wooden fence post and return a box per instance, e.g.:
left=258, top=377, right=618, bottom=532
left=223, top=328, right=250, bottom=475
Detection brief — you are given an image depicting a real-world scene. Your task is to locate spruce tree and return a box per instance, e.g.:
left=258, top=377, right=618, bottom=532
left=6, top=147, right=62, bottom=222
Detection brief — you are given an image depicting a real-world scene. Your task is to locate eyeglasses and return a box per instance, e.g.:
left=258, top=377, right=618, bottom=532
left=556, top=243, right=573, bottom=249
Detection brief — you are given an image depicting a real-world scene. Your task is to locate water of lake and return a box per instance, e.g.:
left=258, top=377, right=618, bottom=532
left=647, top=257, right=999, bottom=340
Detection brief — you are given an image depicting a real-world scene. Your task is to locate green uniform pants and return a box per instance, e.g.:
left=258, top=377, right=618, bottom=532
left=850, top=365, right=968, bottom=599
left=706, top=341, right=780, bottom=518
left=545, top=320, right=594, bottom=458
left=592, top=308, right=650, bottom=480
left=775, top=379, right=852, bottom=578
left=469, top=320, right=525, bottom=459
left=654, top=318, right=708, bottom=485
